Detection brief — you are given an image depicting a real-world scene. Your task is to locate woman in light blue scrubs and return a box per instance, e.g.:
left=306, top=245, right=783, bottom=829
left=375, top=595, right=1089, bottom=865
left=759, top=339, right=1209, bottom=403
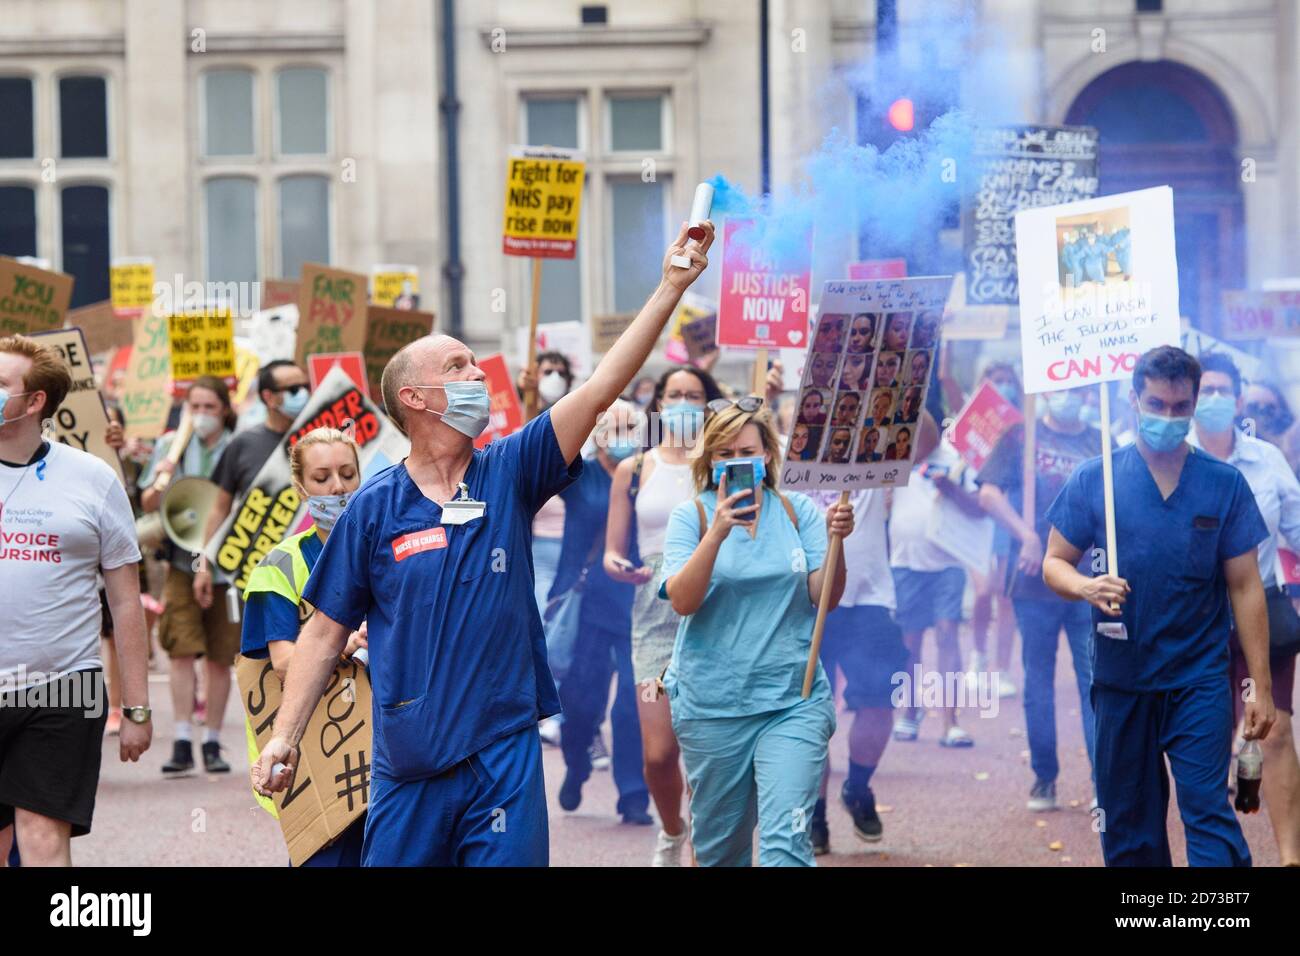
left=661, top=401, right=854, bottom=866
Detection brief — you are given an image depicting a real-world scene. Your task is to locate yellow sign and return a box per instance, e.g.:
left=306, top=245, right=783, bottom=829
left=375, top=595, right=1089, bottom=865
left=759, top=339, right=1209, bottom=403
left=120, top=312, right=172, bottom=440
left=370, top=265, right=419, bottom=307
left=233, top=343, right=261, bottom=406
left=167, top=307, right=235, bottom=388
left=110, top=257, right=155, bottom=318
left=502, top=145, right=585, bottom=259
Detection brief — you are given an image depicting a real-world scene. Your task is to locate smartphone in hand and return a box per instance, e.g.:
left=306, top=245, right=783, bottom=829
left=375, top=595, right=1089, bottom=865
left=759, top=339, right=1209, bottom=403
left=612, top=556, right=642, bottom=573
left=724, top=460, right=757, bottom=522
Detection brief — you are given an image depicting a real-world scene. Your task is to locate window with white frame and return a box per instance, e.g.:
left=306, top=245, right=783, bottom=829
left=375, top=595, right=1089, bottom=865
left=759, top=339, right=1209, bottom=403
left=198, top=63, right=333, bottom=287
left=0, top=71, right=115, bottom=308
left=523, top=89, right=673, bottom=325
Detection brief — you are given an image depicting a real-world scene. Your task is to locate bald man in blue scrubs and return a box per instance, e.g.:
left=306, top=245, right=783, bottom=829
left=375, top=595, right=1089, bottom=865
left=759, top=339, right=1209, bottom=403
left=1043, top=346, right=1276, bottom=866
left=251, top=221, right=715, bottom=866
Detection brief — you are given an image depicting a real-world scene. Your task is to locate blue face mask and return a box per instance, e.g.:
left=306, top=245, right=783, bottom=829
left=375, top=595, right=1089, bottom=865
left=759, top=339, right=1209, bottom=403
left=711, top=456, right=767, bottom=488
left=1045, top=391, right=1083, bottom=425
left=1138, top=410, right=1192, bottom=452
left=605, top=439, right=639, bottom=462
left=660, top=402, right=704, bottom=435
left=992, top=382, right=1019, bottom=405
left=1194, top=392, right=1237, bottom=434
left=280, top=386, right=309, bottom=417
left=307, top=491, right=353, bottom=535
left=0, top=388, right=32, bottom=426
left=418, top=381, right=491, bottom=439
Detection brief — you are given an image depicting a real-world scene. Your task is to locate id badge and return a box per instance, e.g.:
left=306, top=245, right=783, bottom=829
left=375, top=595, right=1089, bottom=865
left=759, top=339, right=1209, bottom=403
left=441, top=482, right=485, bottom=526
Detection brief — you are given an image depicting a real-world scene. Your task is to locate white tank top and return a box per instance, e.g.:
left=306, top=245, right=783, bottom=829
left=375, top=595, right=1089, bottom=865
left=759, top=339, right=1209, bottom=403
left=634, top=448, right=694, bottom=556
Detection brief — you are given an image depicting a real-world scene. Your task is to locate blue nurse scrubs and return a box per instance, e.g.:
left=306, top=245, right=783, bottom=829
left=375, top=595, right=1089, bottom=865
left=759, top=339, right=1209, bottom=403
left=1046, top=444, right=1267, bottom=866
left=302, top=410, right=581, bottom=866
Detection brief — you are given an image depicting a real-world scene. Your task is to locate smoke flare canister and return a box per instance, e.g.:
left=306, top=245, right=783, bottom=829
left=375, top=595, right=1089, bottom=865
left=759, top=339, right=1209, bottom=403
left=672, top=182, right=715, bottom=268
left=353, top=647, right=369, bottom=668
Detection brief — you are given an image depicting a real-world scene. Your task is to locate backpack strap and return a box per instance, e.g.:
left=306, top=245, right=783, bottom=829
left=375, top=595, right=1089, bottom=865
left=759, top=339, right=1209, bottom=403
left=694, top=497, right=706, bottom=533
left=629, top=450, right=646, bottom=503
left=777, top=491, right=799, bottom=531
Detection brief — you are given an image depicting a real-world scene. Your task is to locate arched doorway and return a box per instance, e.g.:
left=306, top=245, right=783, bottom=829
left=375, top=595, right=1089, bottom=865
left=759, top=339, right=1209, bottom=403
left=1065, top=60, right=1243, bottom=333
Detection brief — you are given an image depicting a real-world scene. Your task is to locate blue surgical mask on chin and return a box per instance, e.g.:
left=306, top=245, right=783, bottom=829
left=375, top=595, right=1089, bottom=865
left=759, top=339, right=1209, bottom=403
left=1138, top=410, right=1192, bottom=452
left=711, top=456, right=767, bottom=487
left=419, top=381, right=491, bottom=439
left=1194, top=393, right=1237, bottom=434
left=307, top=491, right=354, bottom=535
left=280, top=387, right=308, bottom=417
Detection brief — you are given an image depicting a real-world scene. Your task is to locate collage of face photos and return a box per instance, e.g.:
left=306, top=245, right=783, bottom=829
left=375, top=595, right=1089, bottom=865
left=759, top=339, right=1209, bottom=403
left=784, top=277, right=951, bottom=489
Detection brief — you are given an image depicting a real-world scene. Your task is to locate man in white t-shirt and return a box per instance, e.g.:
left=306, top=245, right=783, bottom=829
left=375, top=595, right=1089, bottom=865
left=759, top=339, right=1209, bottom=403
left=0, top=335, right=152, bottom=867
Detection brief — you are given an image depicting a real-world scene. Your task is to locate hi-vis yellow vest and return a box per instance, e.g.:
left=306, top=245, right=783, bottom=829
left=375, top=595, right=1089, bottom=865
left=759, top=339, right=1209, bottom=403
left=241, top=528, right=317, bottom=817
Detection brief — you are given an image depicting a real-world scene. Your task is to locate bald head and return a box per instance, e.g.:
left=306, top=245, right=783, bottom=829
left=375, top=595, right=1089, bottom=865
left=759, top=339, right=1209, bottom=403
left=380, top=334, right=481, bottom=436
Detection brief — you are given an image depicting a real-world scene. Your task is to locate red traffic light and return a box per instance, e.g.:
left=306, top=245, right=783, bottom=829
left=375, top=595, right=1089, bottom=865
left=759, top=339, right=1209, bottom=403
left=887, top=97, right=915, bottom=132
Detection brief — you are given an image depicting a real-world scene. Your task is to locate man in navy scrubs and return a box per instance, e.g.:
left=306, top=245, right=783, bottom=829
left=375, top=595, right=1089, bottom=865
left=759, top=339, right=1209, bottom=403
left=1042, top=346, right=1276, bottom=866
left=251, top=222, right=714, bottom=865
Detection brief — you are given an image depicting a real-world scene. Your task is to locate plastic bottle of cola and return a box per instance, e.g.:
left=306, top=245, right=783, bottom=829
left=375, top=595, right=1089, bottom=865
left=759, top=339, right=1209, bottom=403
left=1234, top=740, right=1262, bottom=815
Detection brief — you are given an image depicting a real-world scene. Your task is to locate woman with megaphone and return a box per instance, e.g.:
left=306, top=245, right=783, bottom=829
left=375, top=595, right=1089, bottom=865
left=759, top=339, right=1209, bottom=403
left=240, top=426, right=368, bottom=865
left=138, top=375, right=237, bottom=776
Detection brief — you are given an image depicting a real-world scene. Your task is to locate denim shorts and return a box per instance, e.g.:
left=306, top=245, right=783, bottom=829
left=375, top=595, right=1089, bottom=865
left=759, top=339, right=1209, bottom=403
left=892, top=566, right=966, bottom=635
left=819, top=604, right=909, bottom=709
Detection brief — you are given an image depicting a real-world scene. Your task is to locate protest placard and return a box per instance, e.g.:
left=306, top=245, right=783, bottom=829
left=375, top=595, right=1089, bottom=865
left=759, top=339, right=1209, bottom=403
left=679, top=312, right=718, bottom=363
left=260, top=279, right=299, bottom=311
left=663, top=291, right=713, bottom=364
left=514, top=320, right=592, bottom=380
left=948, top=380, right=1025, bottom=473
left=167, top=307, right=235, bottom=392
left=370, top=265, right=419, bottom=307
left=964, top=125, right=1099, bottom=307
left=363, top=305, right=434, bottom=399
left=31, top=327, right=125, bottom=483
left=237, top=654, right=372, bottom=866
left=295, top=264, right=367, bottom=368
left=1014, top=186, right=1180, bottom=395
left=205, top=365, right=409, bottom=589
left=67, top=300, right=132, bottom=355
left=476, top=353, right=524, bottom=449
left=248, top=304, right=298, bottom=364
left=780, top=275, right=952, bottom=491
left=232, top=340, right=261, bottom=407
left=940, top=273, right=1013, bottom=341
left=0, top=256, right=74, bottom=337
left=716, top=219, right=812, bottom=349
left=109, top=257, right=155, bottom=319
left=308, top=351, right=368, bottom=396
left=847, top=259, right=907, bottom=281
left=1220, top=289, right=1300, bottom=341
left=591, top=314, right=635, bottom=354
left=502, top=146, right=586, bottom=258
left=119, top=312, right=172, bottom=440
left=1180, top=328, right=1263, bottom=381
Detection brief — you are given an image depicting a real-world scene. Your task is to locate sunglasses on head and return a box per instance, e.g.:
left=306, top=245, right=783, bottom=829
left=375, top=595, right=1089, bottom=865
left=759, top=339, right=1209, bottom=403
left=707, top=396, right=764, bottom=414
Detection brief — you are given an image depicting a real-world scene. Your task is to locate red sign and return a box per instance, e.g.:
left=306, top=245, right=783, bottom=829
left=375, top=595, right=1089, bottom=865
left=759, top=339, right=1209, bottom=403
left=308, top=352, right=368, bottom=397
left=949, top=380, right=1024, bottom=472
left=475, top=353, right=524, bottom=449
left=716, top=219, right=812, bottom=350
left=1279, top=548, right=1300, bottom=586
left=847, top=259, right=907, bottom=281
left=391, top=527, right=448, bottom=562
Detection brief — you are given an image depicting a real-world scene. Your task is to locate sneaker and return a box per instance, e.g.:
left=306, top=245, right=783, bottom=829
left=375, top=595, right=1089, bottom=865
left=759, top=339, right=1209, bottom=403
left=589, top=733, right=611, bottom=771
left=202, top=741, right=230, bottom=773
left=558, top=771, right=583, bottom=811
left=622, top=808, right=654, bottom=826
left=939, top=725, right=974, bottom=748
left=842, top=784, right=883, bottom=842
left=996, top=675, right=1018, bottom=699
left=892, top=716, right=920, bottom=741
left=1027, top=779, right=1059, bottom=812
left=538, top=716, right=561, bottom=747
left=652, top=827, right=688, bottom=867
left=810, top=798, right=830, bottom=856
left=104, top=709, right=122, bottom=737
left=161, top=740, right=194, bottom=775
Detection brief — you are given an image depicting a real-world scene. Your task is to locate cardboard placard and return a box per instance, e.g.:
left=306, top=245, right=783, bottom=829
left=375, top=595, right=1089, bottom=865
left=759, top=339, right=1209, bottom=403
left=591, top=313, right=635, bottom=354
left=370, top=265, right=419, bottom=308
left=167, top=307, right=235, bottom=392
left=260, top=279, right=300, bottom=311
left=295, top=264, right=368, bottom=368
left=664, top=291, right=713, bottom=364
left=847, top=259, right=907, bottom=281
left=232, top=340, right=262, bottom=407
left=502, top=145, right=586, bottom=259
left=475, top=353, right=524, bottom=448
left=205, top=366, right=409, bottom=589
left=119, top=312, right=172, bottom=440
left=0, top=256, right=74, bottom=337
left=964, top=125, right=1099, bottom=307
left=237, top=655, right=372, bottom=867
left=1220, top=290, right=1300, bottom=341
left=308, top=351, right=368, bottom=396
left=679, top=312, right=718, bottom=363
left=716, top=218, right=812, bottom=350
left=363, top=305, right=435, bottom=400
left=780, top=275, right=952, bottom=490
left=1014, top=186, right=1180, bottom=395
left=31, top=327, right=125, bottom=484
left=67, top=300, right=132, bottom=355
left=948, top=380, right=1025, bottom=473
left=109, top=257, right=155, bottom=319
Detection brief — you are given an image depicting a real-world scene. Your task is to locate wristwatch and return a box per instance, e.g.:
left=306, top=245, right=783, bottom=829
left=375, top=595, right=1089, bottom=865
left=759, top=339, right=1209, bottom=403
left=122, top=705, right=152, bottom=724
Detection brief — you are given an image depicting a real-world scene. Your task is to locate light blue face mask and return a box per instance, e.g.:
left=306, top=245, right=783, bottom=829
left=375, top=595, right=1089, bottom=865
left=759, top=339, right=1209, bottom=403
left=1194, top=392, right=1237, bottom=434
left=711, top=456, right=767, bottom=488
left=307, top=491, right=353, bottom=535
left=605, top=439, right=639, bottom=462
left=417, top=381, right=491, bottom=439
left=992, top=382, right=1019, bottom=405
left=660, top=402, right=705, bottom=434
left=280, top=386, right=309, bottom=417
left=1138, top=410, right=1192, bottom=452
left=1045, top=391, right=1083, bottom=425
left=0, top=388, right=31, bottom=425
